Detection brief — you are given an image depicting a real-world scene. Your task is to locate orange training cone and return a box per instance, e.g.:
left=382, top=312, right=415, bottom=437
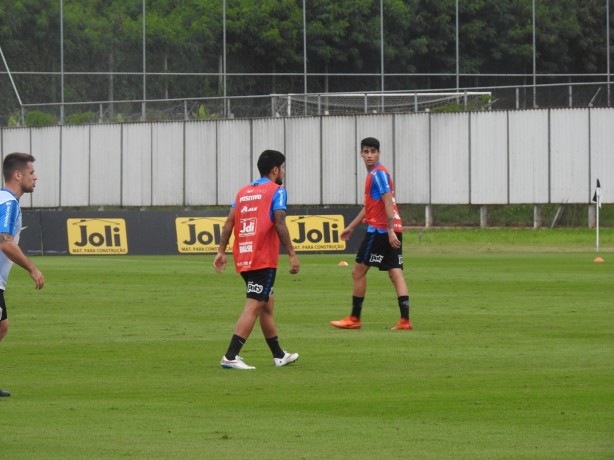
left=338, top=261, right=349, bottom=266
left=594, top=257, right=604, bottom=263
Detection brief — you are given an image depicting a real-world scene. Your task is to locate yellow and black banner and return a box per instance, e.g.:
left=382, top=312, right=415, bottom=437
left=22, top=208, right=363, bottom=256
left=286, top=215, right=346, bottom=252
left=175, top=216, right=234, bottom=253
left=66, top=218, right=129, bottom=254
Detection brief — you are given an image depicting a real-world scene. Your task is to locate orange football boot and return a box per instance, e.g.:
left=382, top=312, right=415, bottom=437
left=330, top=315, right=361, bottom=329
left=391, top=318, right=413, bottom=330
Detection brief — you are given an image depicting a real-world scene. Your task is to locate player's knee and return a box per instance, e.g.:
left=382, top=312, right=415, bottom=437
left=0, top=322, right=8, bottom=341
left=388, top=270, right=405, bottom=285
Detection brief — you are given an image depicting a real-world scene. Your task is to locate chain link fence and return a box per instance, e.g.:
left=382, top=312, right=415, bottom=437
left=1, top=72, right=612, bottom=126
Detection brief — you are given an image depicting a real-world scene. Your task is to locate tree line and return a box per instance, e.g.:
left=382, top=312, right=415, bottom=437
left=0, top=0, right=611, bottom=122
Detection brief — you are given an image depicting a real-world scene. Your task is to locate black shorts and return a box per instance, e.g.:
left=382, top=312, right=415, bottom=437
left=240, top=268, right=277, bottom=301
left=0, top=290, right=6, bottom=321
left=356, top=231, right=404, bottom=271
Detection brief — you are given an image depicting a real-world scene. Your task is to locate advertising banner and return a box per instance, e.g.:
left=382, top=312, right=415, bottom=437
left=22, top=208, right=364, bottom=256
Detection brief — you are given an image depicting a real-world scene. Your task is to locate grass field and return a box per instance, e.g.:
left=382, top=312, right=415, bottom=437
left=1, top=228, right=613, bottom=459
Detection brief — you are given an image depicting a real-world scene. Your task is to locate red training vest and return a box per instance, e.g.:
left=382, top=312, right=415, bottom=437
left=364, top=164, right=403, bottom=232
left=233, top=181, right=281, bottom=272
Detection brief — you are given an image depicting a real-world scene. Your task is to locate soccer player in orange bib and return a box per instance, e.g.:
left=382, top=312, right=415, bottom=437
left=330, top=137, right=412, bottom=331
left=214, top=150, right=300, bottom=369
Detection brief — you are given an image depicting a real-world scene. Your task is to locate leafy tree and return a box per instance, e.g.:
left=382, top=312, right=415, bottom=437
left=0, top=0, right=61, bottom=104
left=225, top=0, right=303, bottom=95
left=305, top=0, right=380, bottom=92
left=1, top=0, right=613, bottom=125
left=408, top=0, right=456, bottom=87
left=567, top=0, right=609, bottom=74
left=62, top=0, right=144, bottom=117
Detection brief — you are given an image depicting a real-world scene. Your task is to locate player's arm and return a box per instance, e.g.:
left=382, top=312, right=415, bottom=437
left=381, top=192, right=401, bottom=248
left=340, top=207, right=365, bottom=241
left=273, top=209, right=300, bottom=274
left=0, top=233, right=45, bottom=289
left=213, top=208, right=235, bottom=273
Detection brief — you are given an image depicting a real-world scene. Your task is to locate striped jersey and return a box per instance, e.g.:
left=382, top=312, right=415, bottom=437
left=0, top=188, right=22, bottom=290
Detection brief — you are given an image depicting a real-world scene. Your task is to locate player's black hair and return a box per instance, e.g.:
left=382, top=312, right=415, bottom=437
left=3, top=152, right=36, bottom=181
left=360, top=137, right=380, bottom=150
left=257, top=150, right=286, bottom=177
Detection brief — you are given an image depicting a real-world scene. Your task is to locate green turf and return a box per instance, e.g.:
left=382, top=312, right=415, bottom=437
left=1, top=229, right=613, bottom=459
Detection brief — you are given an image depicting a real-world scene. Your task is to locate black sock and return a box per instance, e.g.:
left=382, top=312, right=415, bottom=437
left=351, top=296, right=364, bottom=318
left=398, top=295, right=410, bottom=320
left=224, top=334, right=246, bottom=360
left=266, top=336, right=285, bottom=359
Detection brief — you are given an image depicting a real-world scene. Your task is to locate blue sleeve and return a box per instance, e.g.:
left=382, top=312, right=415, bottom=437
left=0, top=200, right=19, bottom=235
left=271, top=187, right=287, bottom=212
left=370, top=170, right=392, bottom=199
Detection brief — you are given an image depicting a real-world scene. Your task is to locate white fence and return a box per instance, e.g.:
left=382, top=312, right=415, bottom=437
left=1, top=108, right=612, bottom=209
